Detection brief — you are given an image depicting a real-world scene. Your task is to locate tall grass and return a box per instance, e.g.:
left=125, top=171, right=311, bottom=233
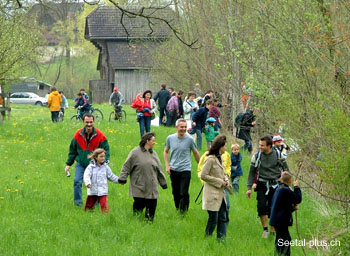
left=0, top=104, right=338, bottom=255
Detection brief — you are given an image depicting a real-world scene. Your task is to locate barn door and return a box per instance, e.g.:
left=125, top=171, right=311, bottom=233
left=115, top=70, right=151, bottom=104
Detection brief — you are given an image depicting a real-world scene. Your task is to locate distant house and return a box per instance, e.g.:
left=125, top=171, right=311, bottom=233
left=84, top=6, right=172, bottom=103
left=10, top=78, right=52, bottom=97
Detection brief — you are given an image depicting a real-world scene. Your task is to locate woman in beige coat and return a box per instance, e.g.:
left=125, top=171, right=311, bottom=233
left=200, top=135, right=230, bottom=239
left=119, top=132, right=167, bottom=221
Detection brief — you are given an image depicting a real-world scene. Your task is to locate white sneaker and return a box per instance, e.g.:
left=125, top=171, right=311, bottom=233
left=262, top=230, right=269, bottom=239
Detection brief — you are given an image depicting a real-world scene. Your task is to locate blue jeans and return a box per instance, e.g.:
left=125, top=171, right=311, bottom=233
left=243, top=139, right=252, bottom=153
left=114, top=104, right=122, bottom=114
left=205, top=199, right=228, bottom=239
left=139, top=115, right=151, bottom=137
left=195, top=128, right=202, bottom=151
left=224, top=189, right=230, bottom=212
left=73, top=162, right=85, bottom=206
left=51, top=111, right=59, bottom=122
left=231, top=176, right=241, bottom=193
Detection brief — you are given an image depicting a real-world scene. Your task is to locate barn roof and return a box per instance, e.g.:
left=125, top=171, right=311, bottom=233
left=85, top=6, right=173, bottom=40
left=107, top=41, right=161, bottom=69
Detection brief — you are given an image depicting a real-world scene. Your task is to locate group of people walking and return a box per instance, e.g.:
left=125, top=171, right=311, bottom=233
left=60, top=81, right=302, bottom=255
left=131, top=84, right=225, bottom=152
left=64, top=115, right=199, bottom=221
left=63, top=109, right=301, bottom=255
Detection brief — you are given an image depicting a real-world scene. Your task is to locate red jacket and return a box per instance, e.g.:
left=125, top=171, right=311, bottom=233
left=131, top=93, right=143, bottom=112
left=66, top=127, right=110, bottom=168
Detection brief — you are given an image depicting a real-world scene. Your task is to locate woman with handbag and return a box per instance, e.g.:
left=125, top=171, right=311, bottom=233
left=132, top=90, right=156, bottom=137
left=200, top=135, right=231, bottom=240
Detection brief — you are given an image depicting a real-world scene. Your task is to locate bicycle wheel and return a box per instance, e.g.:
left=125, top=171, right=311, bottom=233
left=109, top=111, right=117, bottom=122
left=58, top=111, right=64, bottom=122
left=70, top=115, right=81, bottom=121
left=93, top=108, right=104, bottom=121
left=118, top=110, right=127, bottom=122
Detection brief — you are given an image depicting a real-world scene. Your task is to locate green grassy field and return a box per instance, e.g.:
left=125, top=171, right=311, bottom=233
left=0, top=104, right=341, bottom=255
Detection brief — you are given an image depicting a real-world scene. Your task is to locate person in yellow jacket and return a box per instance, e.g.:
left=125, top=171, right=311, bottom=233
left=48, top=86, right=62, bottom=122
left=197, top=148, right=232, bottom=211
left=197, top=151, right=231, bottom=181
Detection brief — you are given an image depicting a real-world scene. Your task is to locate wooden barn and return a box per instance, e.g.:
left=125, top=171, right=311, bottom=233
left=84, top=6, right=172, bottom=103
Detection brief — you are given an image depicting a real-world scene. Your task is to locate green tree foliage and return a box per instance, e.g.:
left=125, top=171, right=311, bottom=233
left=151, top=0, right=246, bottom=130
left=150, top=0, right=350, bottom=230
left=27, top=2, right=100, bottom=98
left=0, top=12, right=41, bottom=90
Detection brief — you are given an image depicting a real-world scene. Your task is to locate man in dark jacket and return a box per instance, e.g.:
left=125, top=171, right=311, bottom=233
left=154, top=84, right=171, bottom=126
left=237, top=109, right=257, bottom=153
left=192, top=100, right=213, bottom=150
left=270, top=172, right=302, bottom=256
left=246, top=136, right=289, bottom=239
left=177, top=90, right=184, bottom=118
left=65, top=113, right=110, bottom=207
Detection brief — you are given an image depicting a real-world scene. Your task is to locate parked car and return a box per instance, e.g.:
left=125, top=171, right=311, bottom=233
left=10, top=92, right=48, bottom=106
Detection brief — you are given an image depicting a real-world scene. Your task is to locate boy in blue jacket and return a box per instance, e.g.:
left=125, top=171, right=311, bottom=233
left=270, top=171, right=302, bottom=256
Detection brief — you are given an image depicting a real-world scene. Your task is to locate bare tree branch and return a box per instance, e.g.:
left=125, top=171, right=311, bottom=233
left=103, top=0, right=199, bottom=49
left=53, top=50, right=65, bottom=86
left=9, top=0, right=199, bottom=48
left=16, top=0, right=22, bottom=8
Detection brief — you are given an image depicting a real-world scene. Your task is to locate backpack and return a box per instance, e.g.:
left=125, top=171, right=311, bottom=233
left=234, top=113, right=245, bottom=128
left=253, top=148, right=284, bottom=191
left=254, top=148, right=282, bottom=170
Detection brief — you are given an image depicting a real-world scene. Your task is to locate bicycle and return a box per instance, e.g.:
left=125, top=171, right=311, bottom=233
left=109, top=105, right=126, bottom=122
left=58, top=109, right=64, bottom=122
left=71, top=105, right=104, bottom=121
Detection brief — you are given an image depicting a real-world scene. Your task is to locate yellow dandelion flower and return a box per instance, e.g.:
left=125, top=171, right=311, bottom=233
left=20, top=181, right=24, bottom=184
left=12, top=122, right=18, bottom=127
left=14, top=189, right=19, bottom=192
left=0, top=197, right=4, bottom=200
left=6, top=189, right=11, bottom=192
left=41, top=159, right=47, bottom=163
left=34, top=189, right=38, bottom=192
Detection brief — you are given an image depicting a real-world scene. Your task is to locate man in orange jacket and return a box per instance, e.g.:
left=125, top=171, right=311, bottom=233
left=48, top=86, right=62, bottom=122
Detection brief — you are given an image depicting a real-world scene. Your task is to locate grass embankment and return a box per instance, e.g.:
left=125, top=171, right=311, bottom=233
left=0, top=104, right=340, bottom=255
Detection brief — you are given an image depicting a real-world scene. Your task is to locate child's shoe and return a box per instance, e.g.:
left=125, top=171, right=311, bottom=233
left=262, top=230, right=269, bottom=239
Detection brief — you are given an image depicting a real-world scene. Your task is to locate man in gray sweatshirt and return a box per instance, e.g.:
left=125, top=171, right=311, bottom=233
left=246, top=135, right=289, bottom=239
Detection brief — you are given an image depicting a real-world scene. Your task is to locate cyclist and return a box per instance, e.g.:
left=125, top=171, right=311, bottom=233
left=74, top=92, right=91, bottom=118
left=109, top=87, right=124, bottom=116
left=80, top=88, right=89, bottom=103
